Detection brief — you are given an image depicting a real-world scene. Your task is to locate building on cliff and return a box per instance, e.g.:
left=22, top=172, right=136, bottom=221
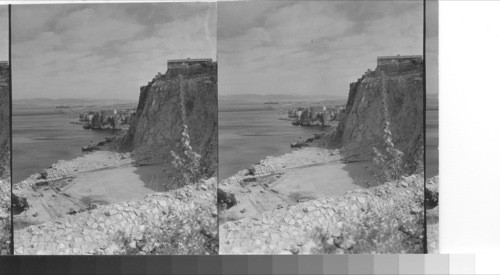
left=167, top=58, right=213, bottom=69
left=377, top=55, right=422, bottom=65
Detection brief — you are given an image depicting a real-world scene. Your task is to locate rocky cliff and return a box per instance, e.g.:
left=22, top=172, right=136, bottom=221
left=0, top=63, right=10, bottom=255
left=332, top=62, right=424, bottom=173
left=118, top=63, right=217, bottom=186
left=0, top=63, right=9, bottom=178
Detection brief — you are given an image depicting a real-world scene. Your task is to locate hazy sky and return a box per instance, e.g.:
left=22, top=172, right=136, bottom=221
left=12, top=3, right=216, bottom=100
left=0, top=6, right=7, bottom=61
left=218, top=1, right=423, bottom=97
left=426, top=0, right=439, bottom=95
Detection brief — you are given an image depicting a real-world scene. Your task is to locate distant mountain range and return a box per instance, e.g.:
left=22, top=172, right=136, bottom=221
left=219, top=93, right=347, bottom=103
left=13, top=98, right=137, bottom=106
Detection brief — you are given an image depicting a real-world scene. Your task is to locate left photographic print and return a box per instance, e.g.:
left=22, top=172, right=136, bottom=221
left=11, top=3, right=218, bottom=255
left=0, top=5, right=11, bottom=255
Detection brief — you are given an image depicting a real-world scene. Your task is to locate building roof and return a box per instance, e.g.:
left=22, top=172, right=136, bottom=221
left=377, top=55, right=422, bottom=60
left=168, top=58, right=213, bottom=63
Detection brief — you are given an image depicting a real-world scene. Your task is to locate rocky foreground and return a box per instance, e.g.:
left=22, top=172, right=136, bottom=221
left=0, top=179, right=10, bottom=254
left=15, top=178, right=216, bottom=255
left=426, top=175, right=439, bottom=253
left=220, top=174, right=423, bottom=254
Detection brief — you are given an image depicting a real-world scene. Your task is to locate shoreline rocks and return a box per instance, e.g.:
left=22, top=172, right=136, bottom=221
left=14, top=151, right=133, bottom=190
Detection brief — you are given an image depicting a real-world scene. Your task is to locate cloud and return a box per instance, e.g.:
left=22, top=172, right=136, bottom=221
left=218, top=1, right=423, bottom=96
left=12, top=3, right=216, bottom=100
left=0, top=6, right=8, bottom=61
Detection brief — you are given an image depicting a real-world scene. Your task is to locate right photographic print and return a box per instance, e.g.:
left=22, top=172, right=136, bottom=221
left=218, top=1, right=425, bottom=254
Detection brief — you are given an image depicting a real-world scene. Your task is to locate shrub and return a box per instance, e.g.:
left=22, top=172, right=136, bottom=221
left=39, top=171, right=48, bottom=180
left=372, top=146, right=405, bottom=182
left=217, top=188, right=236, bottom=209
left=115, top=206, right=218, bottom=255
left=311, top=195, right=424, bottom=254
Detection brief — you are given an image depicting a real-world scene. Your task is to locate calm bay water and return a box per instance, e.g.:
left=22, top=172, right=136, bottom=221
left=218, top=102, right=322, bottom=180
left=12, top=106, right=114, bottom=183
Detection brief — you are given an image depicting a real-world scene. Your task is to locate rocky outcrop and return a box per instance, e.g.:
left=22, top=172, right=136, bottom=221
left=425, top=175, right=439, bottom=209
left=14, top=178, right=217, bottom=255
left=80, top=109, right=133, bottom=130
left=426, top=175, right=439, bottom=253
left=289, top=106, right=340, bottom=127
left=117, top=62, right=217, bottom=185
left=332, top=62, right=424, bottom=172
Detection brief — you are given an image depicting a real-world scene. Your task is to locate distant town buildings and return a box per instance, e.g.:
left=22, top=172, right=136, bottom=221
left=167, top=58, right=212, bottom=69
left=377, top=55, right=422, bottom=65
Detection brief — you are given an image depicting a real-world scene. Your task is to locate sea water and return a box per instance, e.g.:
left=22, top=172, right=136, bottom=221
left=218, top=102, right=322, bottom=180
left=12, top=106, right=115, bottom=183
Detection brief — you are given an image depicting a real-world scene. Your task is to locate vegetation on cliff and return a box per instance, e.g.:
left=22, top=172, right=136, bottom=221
left=333, top=61, right=424, bottom=179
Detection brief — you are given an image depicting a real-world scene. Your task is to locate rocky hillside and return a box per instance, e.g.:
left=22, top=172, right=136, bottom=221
left=117, top=63, right=217, bottom=185
left=0, top=63, right=9, bottom=178
left=0, top=63, right=10, bottom=255
left=332, top=61, right=424, bottom=172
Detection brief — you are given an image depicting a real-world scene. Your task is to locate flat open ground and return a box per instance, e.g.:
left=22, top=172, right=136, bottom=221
left=220, top=156, right=377, bottom=222
left=13, top=162, right=166, bottom=229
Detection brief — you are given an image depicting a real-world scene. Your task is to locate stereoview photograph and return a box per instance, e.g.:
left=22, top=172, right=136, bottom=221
left=217, top=1, right=425, bottom=254
left=11, top=3, right=217, bottom=255
left=0, top=5, right=11, bottom=255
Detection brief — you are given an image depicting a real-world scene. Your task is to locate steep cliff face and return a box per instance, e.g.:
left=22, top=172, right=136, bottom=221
left=0, top=64, right=9, bottom=178
left=333, top=63, right=423, bottom=172
left=119, top=64, right=217, bottom=184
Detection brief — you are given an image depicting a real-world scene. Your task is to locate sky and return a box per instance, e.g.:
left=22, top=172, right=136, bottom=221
left=11, top=3, right=216, bottom=100
left=218, top=1, right=423, bottom=97
left=426, top=0, right=439, bottom=95
left=0, top=6, right=7, bottom=61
